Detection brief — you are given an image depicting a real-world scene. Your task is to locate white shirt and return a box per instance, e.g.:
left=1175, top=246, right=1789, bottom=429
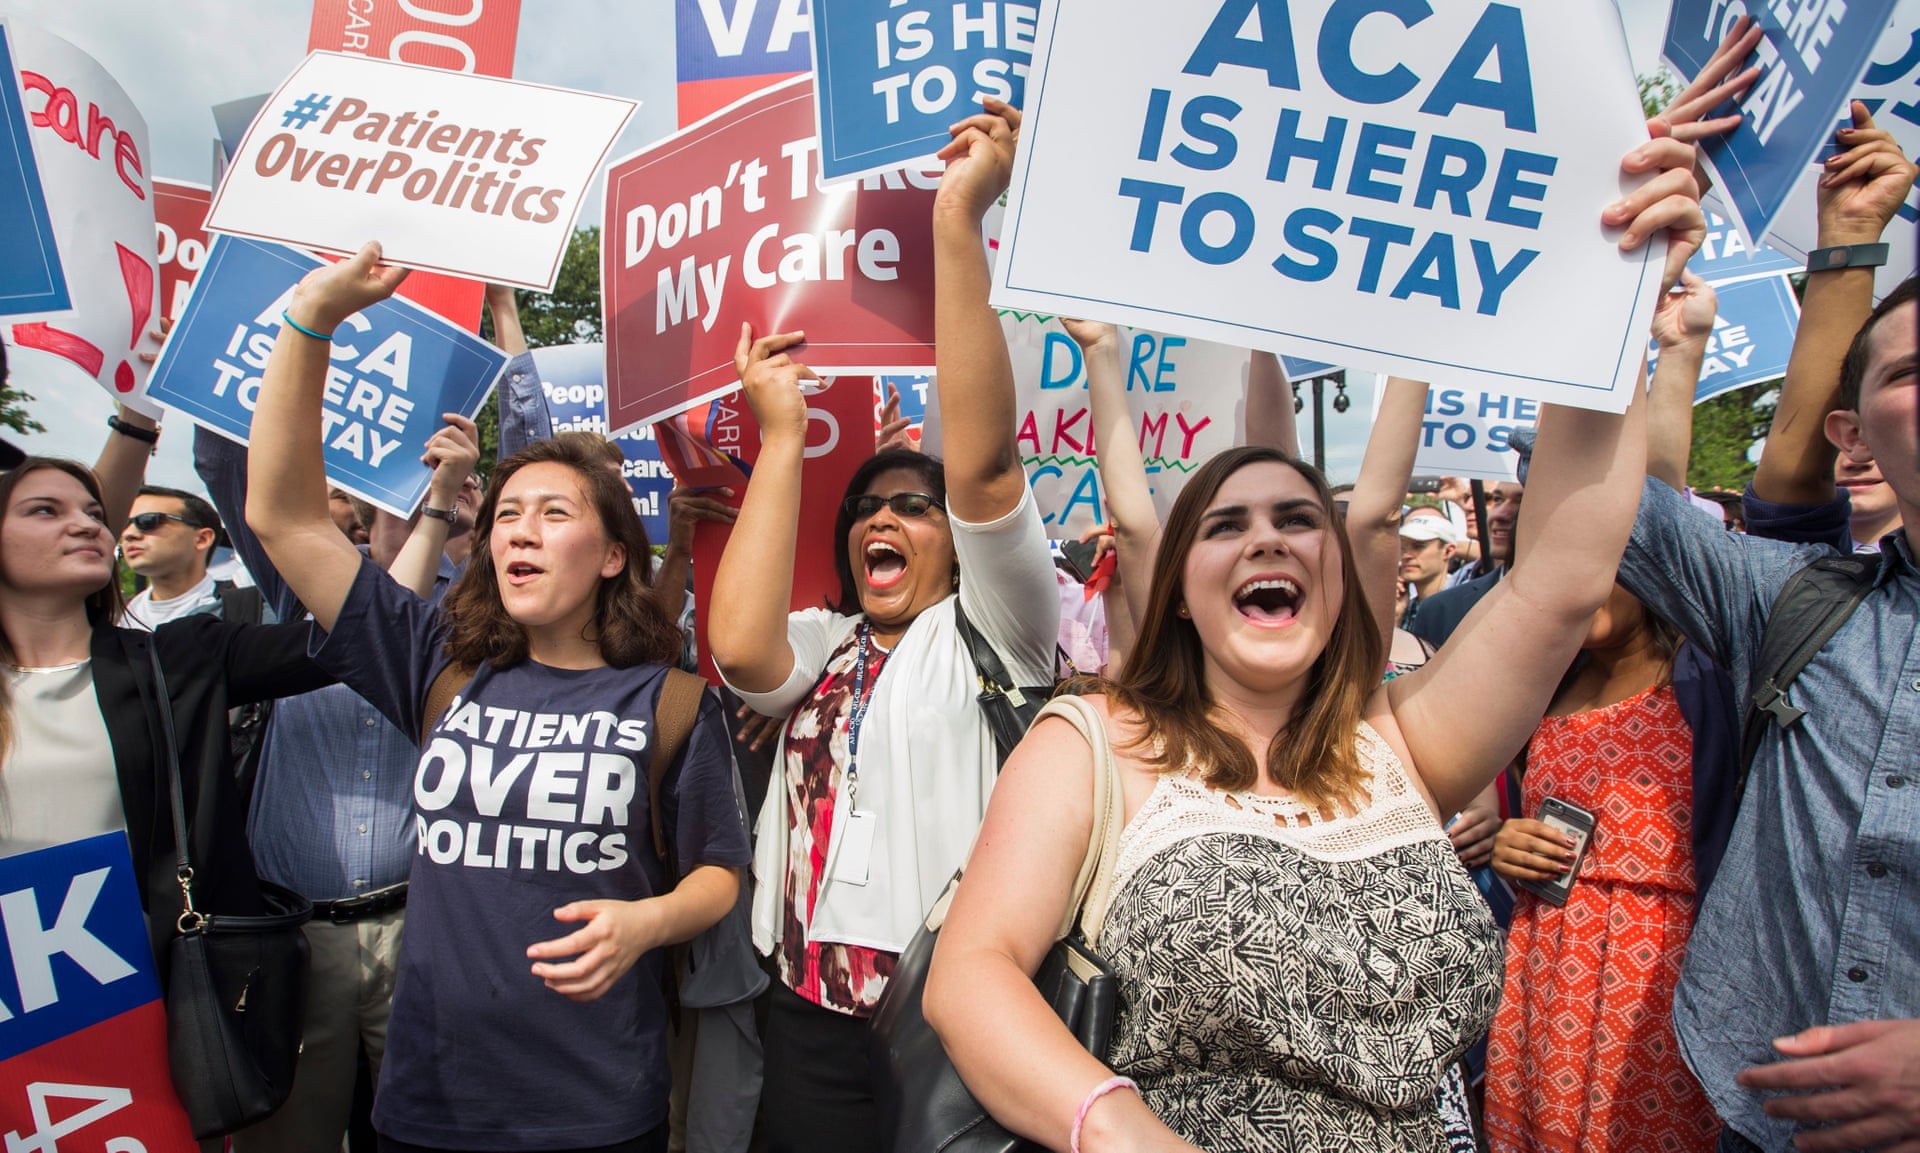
left=124, top=571, right=219, bottom=631
left=727, top=486, right=1059, bottom=955
left=1, top=661, right=120, bottom=857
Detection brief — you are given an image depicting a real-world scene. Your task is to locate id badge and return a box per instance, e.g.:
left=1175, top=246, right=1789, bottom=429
left=835, top=810, right=877, bottom=887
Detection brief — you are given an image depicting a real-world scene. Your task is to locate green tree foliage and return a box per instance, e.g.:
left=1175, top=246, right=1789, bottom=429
left=1640, top=71, right=1679, bottom=120
left=1688, top=383, right=1777, bottom=491
left=0, top=380, right=45, bottom=436
left=473, top=227, right=603, bottom=474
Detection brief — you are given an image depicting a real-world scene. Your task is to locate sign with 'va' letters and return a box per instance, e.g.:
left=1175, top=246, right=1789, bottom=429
left=1761, top=0, right=1920, bottom=301
left=531, top=342, right=676, bottom=542
left=147, top=235, right=507, bottom=517
left=0, top=19, right=68, bottom=320
left=603, top=75, right=938, bottom=435
left=1664, top=0, right=1899, bottom=247
left=0, top=833, right=195, bottom=1151
left=206, top=51, right=634, bottom=292
left=993, top=0, right=1664, bottom=414
left=810, top=0, right=1036, bottom=182
left=1646, top=272, right=1801, bottom=401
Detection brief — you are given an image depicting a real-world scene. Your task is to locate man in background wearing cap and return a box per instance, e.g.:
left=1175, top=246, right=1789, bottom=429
left=1398, top=505, right=1462, bottom=629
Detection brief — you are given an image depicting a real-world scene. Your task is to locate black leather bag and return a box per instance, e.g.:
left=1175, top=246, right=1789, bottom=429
left=148, top=643, right=313, bottom=1139
left=951, top=600, right=1054, bottom=765
left=872, top=696, right=1126, bottom=1153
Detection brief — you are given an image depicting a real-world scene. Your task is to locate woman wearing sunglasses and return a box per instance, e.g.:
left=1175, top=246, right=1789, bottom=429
left=708, top=96, right=1058, bottom=1153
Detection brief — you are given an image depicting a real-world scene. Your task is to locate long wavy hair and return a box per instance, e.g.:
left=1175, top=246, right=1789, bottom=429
left=0, top=459, right=127, bottom=766
left=440, top=437, right=681, bottom=669
left=1103, top=446, right=1385, bottom=805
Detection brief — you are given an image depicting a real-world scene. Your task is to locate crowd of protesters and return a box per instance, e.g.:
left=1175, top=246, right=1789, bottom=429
left=1, top=17, right=1918, bottom=1153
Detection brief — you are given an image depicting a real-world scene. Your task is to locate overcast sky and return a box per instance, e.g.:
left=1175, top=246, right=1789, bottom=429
left=2, top=0, right=1673, bottom=489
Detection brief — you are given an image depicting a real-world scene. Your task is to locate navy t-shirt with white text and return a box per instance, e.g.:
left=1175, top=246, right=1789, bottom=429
left=312, top=559, right=750, bottom=1150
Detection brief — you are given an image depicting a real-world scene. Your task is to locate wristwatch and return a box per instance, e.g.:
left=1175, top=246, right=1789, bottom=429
left=1805, top=243, right=1890, bottom=271
left=419, top=504, right=459, bottom=524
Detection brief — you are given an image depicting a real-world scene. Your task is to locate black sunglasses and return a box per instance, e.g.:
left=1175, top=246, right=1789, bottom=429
left=126, top=511, right=197, bottom=533
left=843, top=492, right=943, bottom=519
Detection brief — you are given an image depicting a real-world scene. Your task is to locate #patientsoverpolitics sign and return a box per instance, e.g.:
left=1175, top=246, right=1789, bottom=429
left=205, top=51, right=634, bottom=292
left=0, top=833, right=195, bottom=1152
left=992, top=0, right=1665, bottom=414
left=1664, top=0, right=1898, bottom=248
left=146, top=235, right=506, bottom=517
left=810, top=0, right=1036, bottom=181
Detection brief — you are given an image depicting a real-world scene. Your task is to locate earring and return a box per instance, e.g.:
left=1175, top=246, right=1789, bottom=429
left=1176, top=603, right=1190, bottom=618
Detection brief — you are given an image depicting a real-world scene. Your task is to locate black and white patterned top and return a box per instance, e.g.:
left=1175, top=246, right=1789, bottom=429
left=1099, top=722, right=1503, bottom=1152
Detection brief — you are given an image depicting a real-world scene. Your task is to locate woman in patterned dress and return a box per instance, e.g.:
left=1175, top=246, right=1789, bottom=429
left=921, top=134, right=1708, bottom=1151
left=1484, top=586, right=1721, bottom=1153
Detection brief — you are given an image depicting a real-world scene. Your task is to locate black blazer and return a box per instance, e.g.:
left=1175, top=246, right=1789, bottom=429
left=92, top=615, right=335, bottom=980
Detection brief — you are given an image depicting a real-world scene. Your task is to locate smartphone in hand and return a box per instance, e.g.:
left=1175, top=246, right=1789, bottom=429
left=1058, top=538, right=1100, bottom=585
left=1512, top=797, right=1597, bottom=908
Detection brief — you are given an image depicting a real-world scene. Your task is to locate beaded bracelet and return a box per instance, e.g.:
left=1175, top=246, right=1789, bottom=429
left=1070, top=1075, right=1138, bottom=1153
left=281, top=310, right=334, bottom=341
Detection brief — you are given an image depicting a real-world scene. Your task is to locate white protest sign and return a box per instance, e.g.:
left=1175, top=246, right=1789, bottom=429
left=205, top=51, right=635, bottom=291
left=3, top=26, right=160, bottom=416
left=991, top=0, right=1663, bottom=414
left=1762, top=0, right=1920, bottom=302
left=1382, top=383, right=1534, bottom=482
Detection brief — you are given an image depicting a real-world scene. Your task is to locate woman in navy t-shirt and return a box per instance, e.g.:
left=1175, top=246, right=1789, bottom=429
left=244, top=246, right=751, bottom=1153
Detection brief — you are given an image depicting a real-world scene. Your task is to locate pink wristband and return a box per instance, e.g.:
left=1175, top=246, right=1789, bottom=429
left=1070, top=1075, right=1139, bottom=1153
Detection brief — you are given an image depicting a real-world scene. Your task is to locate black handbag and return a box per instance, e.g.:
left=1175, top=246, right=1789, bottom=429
left=147, top=642, right=313, bottom=1139
left=951, top=599, right=1056, bottom=766
left=872, top=695, right=1127, bottom=1153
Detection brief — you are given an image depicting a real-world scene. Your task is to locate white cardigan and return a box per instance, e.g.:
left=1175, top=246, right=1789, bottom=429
left=727, top=486, right=1058, bottom=956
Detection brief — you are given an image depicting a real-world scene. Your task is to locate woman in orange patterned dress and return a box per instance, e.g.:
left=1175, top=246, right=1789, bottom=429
left=1484, top=584, right=1720, bottom=1153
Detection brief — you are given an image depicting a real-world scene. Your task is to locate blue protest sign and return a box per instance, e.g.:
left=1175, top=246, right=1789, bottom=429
left=1691, top=210, right=1803, bottom=285
left=677, top=0, right=814, bottom=83
left=876, top=373, right=931, bottom=434
left=1282, top=356, right=1339, bottom=380
left=1646, top=273, right=1800, bottom=402
left=532, top=343, right=674, bottom=541
left=1664, top=0, right=1899, bottom=245
left=147, top=236, right=506, bottom=516
left=811, top=0, right=1035, bottom=181
left=0, top=19, right=70, bottom=319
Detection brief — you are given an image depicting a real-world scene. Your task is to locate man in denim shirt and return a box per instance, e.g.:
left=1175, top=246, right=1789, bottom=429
left=1616, top=105, right=1918, bottom=1152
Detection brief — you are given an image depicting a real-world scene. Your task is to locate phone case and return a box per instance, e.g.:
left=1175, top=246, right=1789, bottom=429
left=1513, top=798, right=1597, bottom=908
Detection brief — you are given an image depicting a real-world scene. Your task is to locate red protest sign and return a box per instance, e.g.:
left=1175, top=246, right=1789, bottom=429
left=602, top=75, right=937, bottom=436
left=689, top=375, right=874, bottom=682
left=154, top=180, right=211, bottom=324
left=305, top=0, right=525, bottom=330
left=308, top=0, right=522, bottom=76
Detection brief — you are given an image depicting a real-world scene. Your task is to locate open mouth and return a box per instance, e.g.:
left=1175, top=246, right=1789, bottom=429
left=1233, top=576, right=1301, bottom=626
left=504, top=560, right=544, bottom=586
left=864, top=540, right=907, bottom=591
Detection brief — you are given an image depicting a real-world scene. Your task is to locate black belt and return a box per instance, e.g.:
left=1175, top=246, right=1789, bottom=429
left=311, top=882, right=408, bottom=924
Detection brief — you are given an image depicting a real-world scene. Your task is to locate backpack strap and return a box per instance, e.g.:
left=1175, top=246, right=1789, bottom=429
left=214, top=580, right=266, bottom=626
left=420, top=661, right=479, bottom=746
left=1738, top=553, right=1880, bottom=799
left=648, top=668, right=708, bottom=874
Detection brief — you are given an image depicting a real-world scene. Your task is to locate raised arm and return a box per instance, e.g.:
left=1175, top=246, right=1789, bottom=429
left=1244, top=351, right=1300, bottom=457
left=1392, top=130, right=1702, bottom=816
left=708, top=326, right=815, bottom=693
left=489, top=284, right=557, bottom=462
left=388, top=414, right=479, bottom=598
left=246, top=243, right=410, bottom=632
left=93, top=405, right=158, bottom=533
left=1646, top=271, right=1716, bottom=491
left=931, top=97, right=1027, bottom=523
left=653, top=485, right=736, bottom=624
left=1345, top=376, right=1429, bottom=646
left=1751, top=103, right=1916, bottom=503
left=1069, top=319, right=1160, bottom=629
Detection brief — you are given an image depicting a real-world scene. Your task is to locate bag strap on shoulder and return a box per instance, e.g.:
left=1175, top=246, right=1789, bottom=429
left=214, top=580, right=266, bottom=626
left=953, top=597, right=1048, bottom=761
left=1738, top=553, right=1879, bottom=797
left=1030, top=695, right=1126, bottom=949
left=648, top=668, right=708, bottom=875
left=420, top=660, right=478, bottom=746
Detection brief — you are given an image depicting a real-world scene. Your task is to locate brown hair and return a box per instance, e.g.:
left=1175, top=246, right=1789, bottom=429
left=1103, top=446, right=1385, bottom=805
left=553, top=429, right=626, bottom=469
left=1839, top=276, right=1917, bottom=411
left=439, top=437, right=680, bottom=669
left=0, top=459, right=128, bottom=765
